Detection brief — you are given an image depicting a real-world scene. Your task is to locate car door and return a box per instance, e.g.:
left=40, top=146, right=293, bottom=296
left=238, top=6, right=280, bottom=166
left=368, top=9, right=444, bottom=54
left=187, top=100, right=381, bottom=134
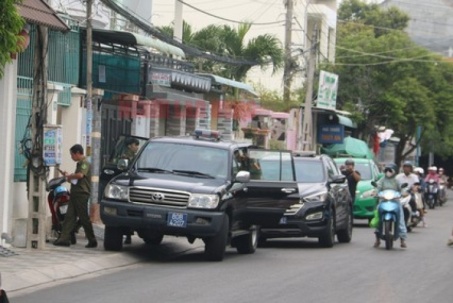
left=99, top=135, right=148, bottom=199
left=324, top=157, right=349, bottom=224
left=232, top=149, right=300, bottom=226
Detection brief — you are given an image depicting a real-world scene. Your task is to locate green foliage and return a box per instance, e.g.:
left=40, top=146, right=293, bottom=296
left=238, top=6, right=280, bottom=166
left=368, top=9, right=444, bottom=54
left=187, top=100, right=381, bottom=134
left=159, top=21, right=283, bottom=81
left=253, top=83, right=299, bottom=112
left=0, top=0, right=25, bottom=79
left=331, top=0, right=453, bottom=161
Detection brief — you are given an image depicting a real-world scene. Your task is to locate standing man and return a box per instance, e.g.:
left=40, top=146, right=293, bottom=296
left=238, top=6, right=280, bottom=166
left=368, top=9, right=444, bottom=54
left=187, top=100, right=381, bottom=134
left=0, top=272, right=10, bottom=303
left=54, top=144, right=97, bottom=248
left=341, top=159, right=361, bottom=203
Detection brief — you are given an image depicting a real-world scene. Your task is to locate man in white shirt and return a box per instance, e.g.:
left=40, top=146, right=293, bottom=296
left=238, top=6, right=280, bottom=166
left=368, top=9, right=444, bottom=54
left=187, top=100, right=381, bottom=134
left=396, top=161, right=419, bottom=188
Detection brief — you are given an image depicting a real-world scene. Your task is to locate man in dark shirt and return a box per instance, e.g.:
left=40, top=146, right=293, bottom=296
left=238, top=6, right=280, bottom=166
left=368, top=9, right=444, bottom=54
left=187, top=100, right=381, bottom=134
left=341, top=159, right=361, bottom=203
left=54, top=144, right=97, bottom=248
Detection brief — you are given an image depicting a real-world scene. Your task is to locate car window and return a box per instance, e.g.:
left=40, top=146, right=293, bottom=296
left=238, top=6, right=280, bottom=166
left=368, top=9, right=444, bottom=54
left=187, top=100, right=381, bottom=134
left=248, top=150, right=294, bottom=181
left=294, top=159, right=325, bottom=183
left=324, top=157, right=339, bottom=177
left=136, top=142, right=229, bottom=179
left=107, top=135, right=148, bottom=165
left=354, top=162, right=372, bottom=180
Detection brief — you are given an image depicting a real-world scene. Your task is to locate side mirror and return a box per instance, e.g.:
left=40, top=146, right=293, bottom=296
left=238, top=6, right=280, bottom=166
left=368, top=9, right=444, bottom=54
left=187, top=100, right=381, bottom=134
left=235, top=170, right=250, bottom=183
left=401, top=182, right=408, bottom=189
left=377, top=172, right=384, bottom=180
left=331, top=174, right=346, bottom=184
left=371, top=181, right=378, bottom=188
left=117, top=159, right=129, bottom=171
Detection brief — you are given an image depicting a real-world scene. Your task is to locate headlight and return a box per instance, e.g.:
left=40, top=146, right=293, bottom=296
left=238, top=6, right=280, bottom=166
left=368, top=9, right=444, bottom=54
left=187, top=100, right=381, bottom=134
left=188, top=194, right=219, bottom=209
left=104, top=184, right=129, bottom=200
left=361, top=189, right=377, bottom=198
left=303, top=191, right=328, bottom=203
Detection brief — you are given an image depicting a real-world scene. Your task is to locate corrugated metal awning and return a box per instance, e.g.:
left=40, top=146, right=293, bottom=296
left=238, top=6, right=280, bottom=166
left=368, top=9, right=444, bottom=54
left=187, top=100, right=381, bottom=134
left=197, top=73, right=259, bottom=97
left=91, top=29, right=185, bottom=58
left=16, top=0, right=70, bottom=32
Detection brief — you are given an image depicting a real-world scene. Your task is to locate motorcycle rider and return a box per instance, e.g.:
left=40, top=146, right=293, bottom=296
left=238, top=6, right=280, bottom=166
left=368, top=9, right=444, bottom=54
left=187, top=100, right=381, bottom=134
left=438, top=168, right=448, bottom=204
left=374, top=163, right=407, bottom=248
left=424, top=166, right=440, bottom=206
left=395, top=161, right=420, bottom=228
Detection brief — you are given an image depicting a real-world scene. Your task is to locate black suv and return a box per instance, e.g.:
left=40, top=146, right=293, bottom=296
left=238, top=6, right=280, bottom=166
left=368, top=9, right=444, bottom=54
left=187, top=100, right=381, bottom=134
left=259, top=152, right=353, bottom=247
left=100, top=130, right=300, bottom=261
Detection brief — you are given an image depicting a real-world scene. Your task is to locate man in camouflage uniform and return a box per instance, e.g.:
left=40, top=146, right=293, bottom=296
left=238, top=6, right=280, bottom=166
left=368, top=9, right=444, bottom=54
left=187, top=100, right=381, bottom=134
left=54, top=144, right=97, bottom=248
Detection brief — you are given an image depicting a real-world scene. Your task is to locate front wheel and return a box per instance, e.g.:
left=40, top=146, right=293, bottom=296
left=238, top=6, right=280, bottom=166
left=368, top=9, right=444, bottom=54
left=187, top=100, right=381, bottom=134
left=384, top=220, right=394, bottom=250
left=233, top=225, right=259, bottom=254
left=337, top=210, right=353, bottom=243
left=319, top=211, right=335, bottom=248
left=104, top=226, right=123, bottom=251
left=204, top=215, right=229, bottom=261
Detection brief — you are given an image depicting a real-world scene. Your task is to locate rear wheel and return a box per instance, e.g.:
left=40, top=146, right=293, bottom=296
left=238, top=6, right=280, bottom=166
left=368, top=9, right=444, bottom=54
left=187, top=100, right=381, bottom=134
left=319, top=211, right=335, bottom=248
left=233, top=225, right=259, bottom=254
left=204, top=215, right=229, bottom=261
left=104, top=226, right=123, bottom=251
left=384, top=221, right=393, bottom=250
left=337, top=209, right=353, bottom=243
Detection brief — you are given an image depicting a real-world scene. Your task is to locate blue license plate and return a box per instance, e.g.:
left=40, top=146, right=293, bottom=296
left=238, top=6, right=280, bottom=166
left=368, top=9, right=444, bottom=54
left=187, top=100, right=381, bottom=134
left=167, top=212, right=188, bottom=228
left=279, top=216, right=287, bottom=224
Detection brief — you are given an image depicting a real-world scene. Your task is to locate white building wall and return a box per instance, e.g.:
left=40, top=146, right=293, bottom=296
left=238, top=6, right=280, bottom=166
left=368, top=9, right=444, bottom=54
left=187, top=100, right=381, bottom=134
left=0, top=60, right=18, bottom=246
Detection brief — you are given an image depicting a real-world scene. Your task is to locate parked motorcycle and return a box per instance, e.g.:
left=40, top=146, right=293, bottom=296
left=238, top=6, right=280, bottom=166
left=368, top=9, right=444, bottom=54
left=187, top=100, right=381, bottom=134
left=46, top=176, right=70, bottom=237
left=425, top=179, right=438, bottom=209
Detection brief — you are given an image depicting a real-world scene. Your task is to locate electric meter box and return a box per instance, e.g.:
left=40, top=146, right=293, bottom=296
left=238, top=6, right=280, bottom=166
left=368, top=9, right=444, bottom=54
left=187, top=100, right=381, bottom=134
left=43, top=125, right=62, bottom=166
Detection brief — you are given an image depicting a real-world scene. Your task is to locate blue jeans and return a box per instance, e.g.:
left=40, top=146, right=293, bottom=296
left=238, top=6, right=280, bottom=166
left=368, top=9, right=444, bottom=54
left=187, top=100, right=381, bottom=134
left=374, top=202, right=407, bottom=240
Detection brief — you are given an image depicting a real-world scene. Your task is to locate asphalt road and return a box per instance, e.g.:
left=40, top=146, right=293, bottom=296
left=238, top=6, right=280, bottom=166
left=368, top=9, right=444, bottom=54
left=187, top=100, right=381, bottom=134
left=12, top=197, right=453, bottom=303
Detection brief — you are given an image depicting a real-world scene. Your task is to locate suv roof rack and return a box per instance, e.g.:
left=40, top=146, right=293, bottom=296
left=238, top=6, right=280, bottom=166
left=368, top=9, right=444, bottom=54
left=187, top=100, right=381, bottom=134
left=293, top=150, right=317, bottom=157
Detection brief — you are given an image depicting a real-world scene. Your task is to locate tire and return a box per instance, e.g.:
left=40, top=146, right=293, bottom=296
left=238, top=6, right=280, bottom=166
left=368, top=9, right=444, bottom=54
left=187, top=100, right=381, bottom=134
left=143, top=235, right=164, bottom=245
left=204, top=215, right=229, bottom=261
left=319, top=211, right=335, bottom=248
left=104, top=226, right=123, bottom=251
left=384, top=220, right=393, bottom=250
left=233, top=225, right=259, bottom=254
left=337, top=209, right=353, bottom=243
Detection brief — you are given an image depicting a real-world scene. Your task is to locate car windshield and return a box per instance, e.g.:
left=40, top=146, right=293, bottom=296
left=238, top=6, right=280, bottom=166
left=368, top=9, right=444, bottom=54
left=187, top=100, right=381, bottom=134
left=294, top=159, right=325, bottom=183
left=354, top=163, right=372, bottom=180
left=136, top=142, right=229, bottom=179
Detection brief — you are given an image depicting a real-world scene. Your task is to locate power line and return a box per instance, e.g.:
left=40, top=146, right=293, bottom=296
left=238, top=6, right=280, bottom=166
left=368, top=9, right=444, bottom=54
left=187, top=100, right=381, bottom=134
left=176, top=0, right=286, bottom=25
left=99, top=0, right=260, bottom=66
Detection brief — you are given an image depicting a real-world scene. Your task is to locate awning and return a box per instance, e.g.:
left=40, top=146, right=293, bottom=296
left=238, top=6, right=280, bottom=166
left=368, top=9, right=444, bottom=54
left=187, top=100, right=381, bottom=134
left=91, top=29, right=185, bottom=58
left=16, top=0, right=70, bottom=32
left=337, top=114, right=357, bottom=128
left=197, top=73, right=259, bottom=97
left=147, top=91, right=209, bottom=107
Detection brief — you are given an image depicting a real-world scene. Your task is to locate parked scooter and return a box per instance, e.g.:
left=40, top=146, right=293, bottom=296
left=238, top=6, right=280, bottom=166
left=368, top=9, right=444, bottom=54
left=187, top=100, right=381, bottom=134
left=46, top=176, right=70, bottom=238
left=425, top=179, right=438, bottom=209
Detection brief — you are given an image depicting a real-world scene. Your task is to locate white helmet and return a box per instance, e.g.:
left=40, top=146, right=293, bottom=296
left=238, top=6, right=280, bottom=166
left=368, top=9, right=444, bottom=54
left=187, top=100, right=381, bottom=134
left=414, top=167, right=424, bottom=175
left=428, top=166, right=437, bottom=172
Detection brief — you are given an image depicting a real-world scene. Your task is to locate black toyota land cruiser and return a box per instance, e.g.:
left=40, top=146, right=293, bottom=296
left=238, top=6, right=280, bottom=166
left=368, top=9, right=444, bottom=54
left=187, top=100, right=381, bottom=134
left=100, top=130, right=300, bottom=261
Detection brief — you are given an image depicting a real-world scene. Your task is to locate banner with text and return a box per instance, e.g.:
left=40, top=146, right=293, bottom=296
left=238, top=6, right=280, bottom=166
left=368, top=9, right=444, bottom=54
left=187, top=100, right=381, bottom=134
left=316, top=70, right=338, bottom=110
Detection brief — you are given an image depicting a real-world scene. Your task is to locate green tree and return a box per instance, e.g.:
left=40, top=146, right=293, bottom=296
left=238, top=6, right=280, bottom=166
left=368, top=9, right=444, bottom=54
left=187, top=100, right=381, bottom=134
left=0, top=0, right=25, bottom=79
left=327, top=0, right=453, bottom=165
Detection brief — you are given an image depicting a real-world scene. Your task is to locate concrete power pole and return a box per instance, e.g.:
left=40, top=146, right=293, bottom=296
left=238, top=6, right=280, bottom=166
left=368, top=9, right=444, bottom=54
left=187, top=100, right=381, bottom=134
left=27, top=25, right=49, bottom=249
left=174, top=0, right=183, bottom=43
left=86, top=0, right=101, bottom=221
left=300, top=25, right=318, bottom=151
left=283, top=0, right=294, bottom=104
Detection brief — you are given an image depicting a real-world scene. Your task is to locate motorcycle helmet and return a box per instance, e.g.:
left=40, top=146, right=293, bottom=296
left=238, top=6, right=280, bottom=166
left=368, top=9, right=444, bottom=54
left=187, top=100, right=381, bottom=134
left=54, top=185, right=68, bottom=196
left=428, top=166, right=437, bottom=172
left=414, top=167, right=424, bottom=175
left=384, top=163, right=397, bottom=176
left=402, top=161, right=413, bottom=168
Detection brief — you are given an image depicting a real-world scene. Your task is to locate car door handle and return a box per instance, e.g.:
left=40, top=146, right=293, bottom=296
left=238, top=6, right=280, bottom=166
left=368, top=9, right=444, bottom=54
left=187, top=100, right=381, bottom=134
left=281, top=188, right=296, bottom=194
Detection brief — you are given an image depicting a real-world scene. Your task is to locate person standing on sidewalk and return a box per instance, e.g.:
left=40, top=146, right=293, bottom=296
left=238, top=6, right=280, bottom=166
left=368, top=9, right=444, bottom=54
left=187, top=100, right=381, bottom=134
left=54, top=144, right=98, bottom=248
left=0, top=272, right=10, bottom=303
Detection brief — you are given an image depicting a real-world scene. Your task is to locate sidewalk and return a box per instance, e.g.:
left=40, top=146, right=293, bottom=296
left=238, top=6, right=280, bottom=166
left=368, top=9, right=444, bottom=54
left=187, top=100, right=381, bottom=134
left=0, top=224, right=142, bottom=294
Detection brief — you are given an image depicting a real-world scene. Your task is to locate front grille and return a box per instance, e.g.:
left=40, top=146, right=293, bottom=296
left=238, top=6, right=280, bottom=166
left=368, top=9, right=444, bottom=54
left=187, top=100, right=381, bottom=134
left=129, top=187, right=190, bottom=207
left=284, top=203, right=304, bottom=215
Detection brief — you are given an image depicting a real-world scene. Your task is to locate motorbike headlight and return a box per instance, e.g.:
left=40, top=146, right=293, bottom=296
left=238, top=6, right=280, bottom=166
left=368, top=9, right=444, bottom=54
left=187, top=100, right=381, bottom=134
left=188, top=194, right=219, bottom=209
left=104, top=184, right=129, bottom=201
left=303, top=191, right=328, bottom=203
left=361, top=189, right=377, bottom=198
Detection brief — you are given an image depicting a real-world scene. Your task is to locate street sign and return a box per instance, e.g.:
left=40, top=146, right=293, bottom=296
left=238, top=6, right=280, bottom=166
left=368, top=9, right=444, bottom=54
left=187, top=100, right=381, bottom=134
left=316, top=70, right=338, bottom=110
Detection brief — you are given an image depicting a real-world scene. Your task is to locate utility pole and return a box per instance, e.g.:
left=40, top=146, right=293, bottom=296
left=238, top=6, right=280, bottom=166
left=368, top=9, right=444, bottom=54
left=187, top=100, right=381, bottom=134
left=300, top=25, right=318, bottom=151
left=283, top=0, right=294, bottom=104
left=174, top=0, right=183, bottom=44
left=86, top=0, right=101, bottom=222
left=27, top=25, right=48, bottom=249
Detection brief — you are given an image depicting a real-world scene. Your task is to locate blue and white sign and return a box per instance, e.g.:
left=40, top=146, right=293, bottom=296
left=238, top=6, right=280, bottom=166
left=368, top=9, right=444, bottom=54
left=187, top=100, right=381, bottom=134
left=318, top=124, right=344, bottom=144
left=43, top=125, right=62, bottom=166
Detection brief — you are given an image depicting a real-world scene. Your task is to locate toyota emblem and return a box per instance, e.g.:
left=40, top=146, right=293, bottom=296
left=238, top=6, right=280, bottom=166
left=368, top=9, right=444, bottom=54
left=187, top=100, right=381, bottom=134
left=151, top=193, right=165, bottom=201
